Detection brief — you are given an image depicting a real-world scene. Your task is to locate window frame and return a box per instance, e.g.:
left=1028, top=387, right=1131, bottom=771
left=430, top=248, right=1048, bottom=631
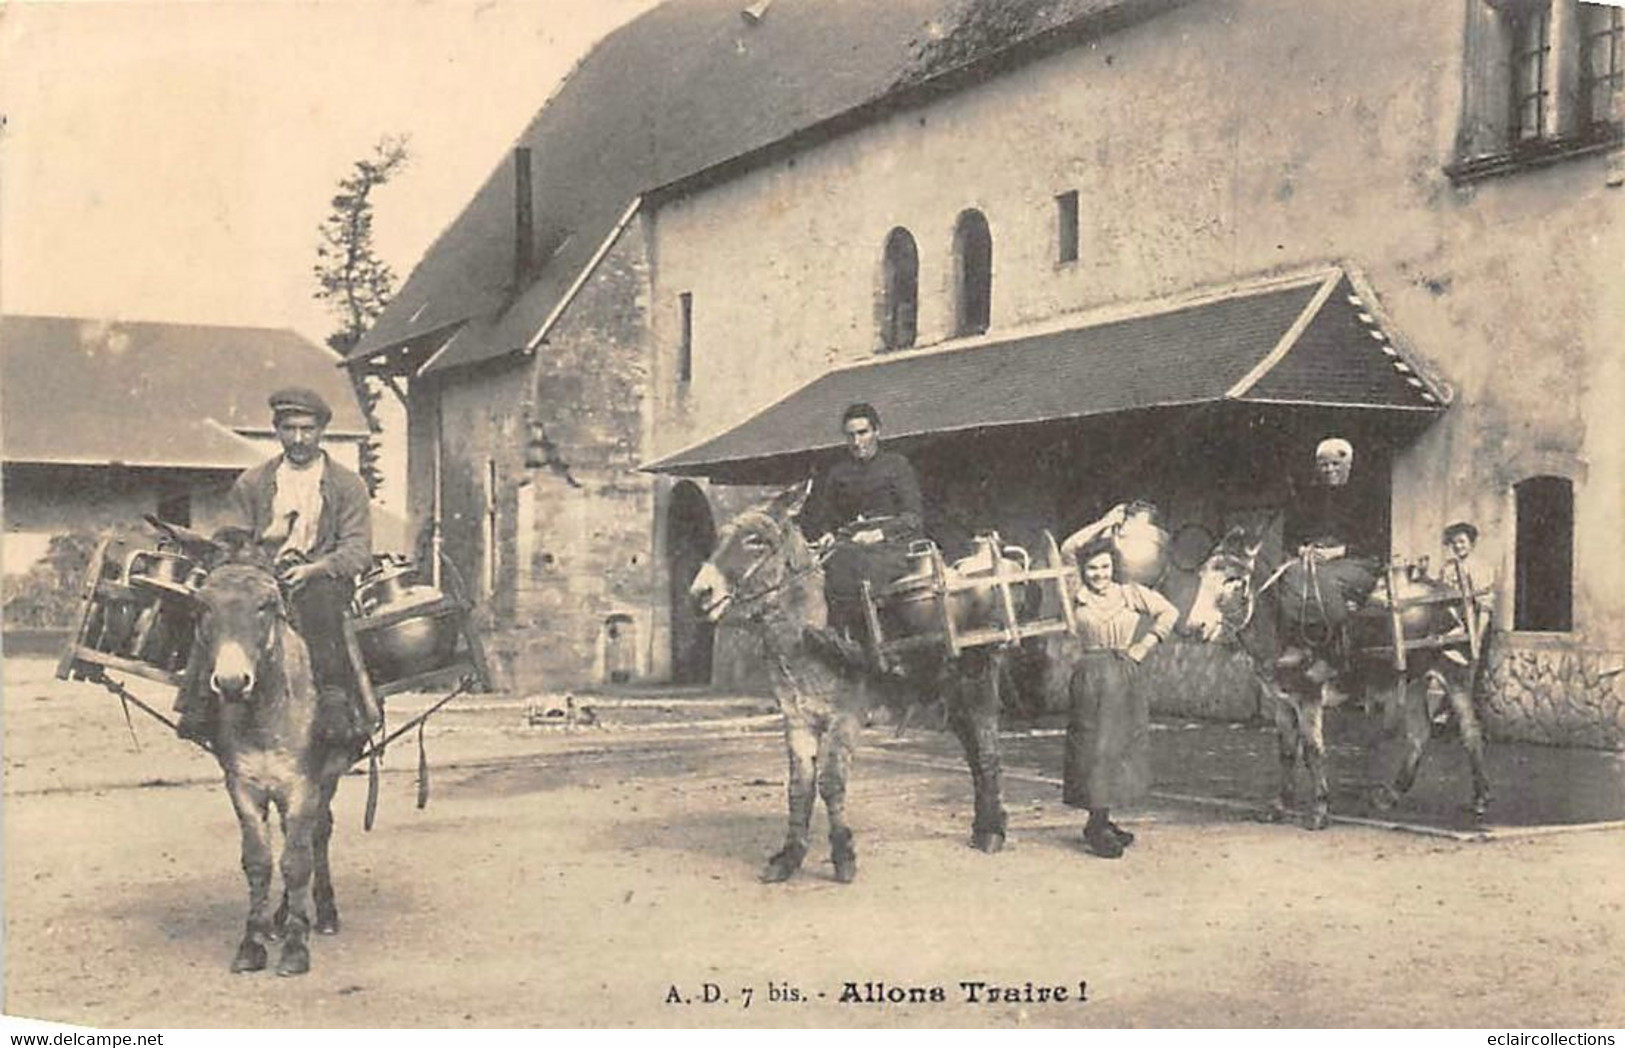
left=1579, top=4, right=1623, bottom=134
left=1055, top=189, right=1080, bottom=265
left=677, top=291, right=693, bottom=385
left=1511, top=474, right=1576, bottom=634
left=952, top=208, right=993, bottom=338
left=879, top=227, right=920, bottom=353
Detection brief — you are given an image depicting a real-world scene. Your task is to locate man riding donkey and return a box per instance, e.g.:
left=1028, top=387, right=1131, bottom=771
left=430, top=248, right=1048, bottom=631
left=1274, top=436, right=1384, bottom=705
left=799, top=402, right=925, bottom=670
left=174, top=387, right=379, bottom=749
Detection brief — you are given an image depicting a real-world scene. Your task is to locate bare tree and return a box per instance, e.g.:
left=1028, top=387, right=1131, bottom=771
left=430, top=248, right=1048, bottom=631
left=314, top=135, right=410, bottom=496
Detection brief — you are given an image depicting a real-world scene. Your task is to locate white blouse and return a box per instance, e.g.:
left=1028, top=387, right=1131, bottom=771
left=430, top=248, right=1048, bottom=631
left=1074, top=582, right=1179, bottom=652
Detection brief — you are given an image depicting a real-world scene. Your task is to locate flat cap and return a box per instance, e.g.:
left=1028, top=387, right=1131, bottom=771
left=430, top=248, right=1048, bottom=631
left=268, top=386, right=332, bottom=425
left=1442, top=521, right=1479, bottom=545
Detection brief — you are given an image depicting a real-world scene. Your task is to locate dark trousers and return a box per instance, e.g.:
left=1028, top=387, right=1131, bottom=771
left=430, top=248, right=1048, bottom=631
left=289, top=576, right=357, bottom=695
left=824, top=539, right=914, bottom=636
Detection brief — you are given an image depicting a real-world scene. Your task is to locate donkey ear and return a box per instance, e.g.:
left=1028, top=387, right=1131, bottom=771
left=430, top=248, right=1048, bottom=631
left=204, top=526, right=264, bottom=570
left=146, top=513, right=224, bottom=564
left=768, top=479, right=813, bottom=521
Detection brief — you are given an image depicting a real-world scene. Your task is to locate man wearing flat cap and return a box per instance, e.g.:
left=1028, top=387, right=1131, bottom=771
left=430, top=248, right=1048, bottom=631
left=174, top=386, right=376, bottom=745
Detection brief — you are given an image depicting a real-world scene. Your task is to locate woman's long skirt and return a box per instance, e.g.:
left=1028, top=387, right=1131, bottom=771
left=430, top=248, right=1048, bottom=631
left=1062, top=652, right=1151, bottom=810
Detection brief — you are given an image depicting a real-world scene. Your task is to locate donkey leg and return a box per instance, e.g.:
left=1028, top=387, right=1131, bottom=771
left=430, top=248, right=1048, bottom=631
left=763, top=719, right=818, bottom=883
left=1298, top=696, right=1331, bottom=830
left=228, top=783, right=274, bottom=974
left=312, top=775, right=341, bottom=934
left=1260, top=690, right=1301, bottom=823
left=274, top=790, right=319, bottom=976
left=819, top=713, right=860, bottom=883
left=1377, top=675, right=1429, bottom=811
left=1448, top=680, right=1491, bottom=821
left=949, top=655, right=1007, bottom=852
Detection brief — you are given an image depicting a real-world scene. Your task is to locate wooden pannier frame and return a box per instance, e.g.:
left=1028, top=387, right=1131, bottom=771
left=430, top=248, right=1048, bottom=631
left=859, top=531, right=1077, bottom=673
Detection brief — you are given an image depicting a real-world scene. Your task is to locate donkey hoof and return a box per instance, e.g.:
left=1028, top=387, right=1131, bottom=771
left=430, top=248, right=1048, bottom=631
left=971, top=830, right=1006, bottom=853
left=1255, top=802, right=1289, bottom=824
left=276, top=942, right=311, bottom=977
left=832, top=857, right=858, bottom=884
left=1371, top=785, right=1401, bottom=812
left=230, top=940, right=267, bottom=974
left=315, top=909, right=341, bottom=936
left=1304, top=809, right=1330, bottom=831
left=760, top=849, right=804, bottom=883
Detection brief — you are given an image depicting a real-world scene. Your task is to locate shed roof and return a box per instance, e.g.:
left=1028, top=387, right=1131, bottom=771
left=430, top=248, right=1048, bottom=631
left=645, top=268, right=1448, bottom=483
left=347, top=0, right=1180, bottom=377
left=1, top=315, right=367, bottom=471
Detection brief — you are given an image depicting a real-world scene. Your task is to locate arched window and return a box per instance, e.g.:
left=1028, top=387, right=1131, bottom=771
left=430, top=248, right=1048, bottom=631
left=1514, top=474, right=1574, bottom=631
left=879, top=228, right=919, bottom=352
left=953, top=209, right=992, bottom=336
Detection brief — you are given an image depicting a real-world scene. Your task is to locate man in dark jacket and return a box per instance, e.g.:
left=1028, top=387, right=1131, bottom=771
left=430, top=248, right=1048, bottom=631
left=174, top=387, right=376, bottom=746
left=1277, top=436, right=1382, bottom=693
left=799, top=402, right=924, bottom=643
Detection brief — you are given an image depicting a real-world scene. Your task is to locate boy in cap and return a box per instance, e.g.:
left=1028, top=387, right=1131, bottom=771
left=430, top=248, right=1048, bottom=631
left=173, top=386, right=376, bottom=747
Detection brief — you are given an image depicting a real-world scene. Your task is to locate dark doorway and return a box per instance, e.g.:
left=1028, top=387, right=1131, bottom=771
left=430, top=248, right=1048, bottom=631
left=667, top=481, right=716, bottom=685
left=1514, top=475, right=1574, bottom=632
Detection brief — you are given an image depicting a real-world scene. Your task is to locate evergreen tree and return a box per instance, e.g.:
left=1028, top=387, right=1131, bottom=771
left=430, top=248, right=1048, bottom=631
left=314, top=135, right=410, bottom=496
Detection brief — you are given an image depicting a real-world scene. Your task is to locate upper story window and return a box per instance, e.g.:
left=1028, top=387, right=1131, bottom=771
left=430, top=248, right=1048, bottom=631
left=1452, top=0, right=1624, bottom=181
left=879, top=227, right=919, bottom=352
left=1580, top=4, right=1624, bottom=131
left=1056, top=190, right=1080, bottom=264
left=1510, top=3, right=1553, bottom=142
left=1513, top=474, right=1574, bottom=632
left=953, top=209, right=992, bottom=337
left=677, top=292, right=693, bottom=385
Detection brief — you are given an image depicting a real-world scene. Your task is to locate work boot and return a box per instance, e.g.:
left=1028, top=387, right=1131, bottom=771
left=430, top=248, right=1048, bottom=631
left=315, top=686, right=369, bottom=748
left=1082, top=823, right=1124, bottom=859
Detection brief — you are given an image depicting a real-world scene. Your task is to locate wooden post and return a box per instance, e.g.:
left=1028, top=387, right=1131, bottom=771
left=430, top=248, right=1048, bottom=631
left=1385, top=559, right=1408, bottom=674
left=993, top=537, right=1021, bottom=647
left=58, top=535, right=113, bottom=681
left=1046, top=530, right=1077, bottom=636
left=860, top=579, right=890, bottom=674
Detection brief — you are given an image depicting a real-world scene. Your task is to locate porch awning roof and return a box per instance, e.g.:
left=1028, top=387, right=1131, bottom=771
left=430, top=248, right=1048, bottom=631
left=645, top=268, right=1447, bottom=481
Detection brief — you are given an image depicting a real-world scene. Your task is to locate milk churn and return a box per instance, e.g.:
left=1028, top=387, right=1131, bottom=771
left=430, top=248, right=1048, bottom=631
left=1111, top=501, right=1169, bottom=586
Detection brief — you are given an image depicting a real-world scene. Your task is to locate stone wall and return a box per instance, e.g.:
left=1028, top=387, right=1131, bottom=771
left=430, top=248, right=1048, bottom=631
left=1481, top=638, right=1625, bottom=751
left=504, top=221, right=657, bottom=693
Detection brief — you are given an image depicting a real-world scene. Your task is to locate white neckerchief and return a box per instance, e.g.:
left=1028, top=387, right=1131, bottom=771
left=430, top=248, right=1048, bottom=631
left=271, top=455, right=325, bottom=559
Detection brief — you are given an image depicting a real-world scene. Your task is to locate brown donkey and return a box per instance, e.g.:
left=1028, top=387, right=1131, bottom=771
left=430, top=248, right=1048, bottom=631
left=688, top=486, right=1014, bottom=883
left=177, top=531, right=354, bottom=975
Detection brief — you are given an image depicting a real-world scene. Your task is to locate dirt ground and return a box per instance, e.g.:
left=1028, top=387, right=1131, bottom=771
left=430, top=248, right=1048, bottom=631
left=4, top=658, right=1623, bottom=1029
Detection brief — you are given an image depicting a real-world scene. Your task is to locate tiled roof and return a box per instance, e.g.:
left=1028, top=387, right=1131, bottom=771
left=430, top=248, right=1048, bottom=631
left=1, top=315, right=367, bottom=470
left=347, top=0, right=1177, bottom=376
left=645, top=268, right=1446, bottom=481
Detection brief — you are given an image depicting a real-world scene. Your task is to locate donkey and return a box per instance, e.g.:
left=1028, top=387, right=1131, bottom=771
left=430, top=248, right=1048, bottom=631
left=1185, top=528, right=1490, bottom=829
left=170, top=527, right=355, bottom=975
left=688, top=485, right=1013, bottom=883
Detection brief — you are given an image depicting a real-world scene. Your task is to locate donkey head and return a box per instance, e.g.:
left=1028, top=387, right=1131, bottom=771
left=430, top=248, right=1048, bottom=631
left=1184, top=526, right=1263, bottom=643
left=688, top=482, right=813, bottom=625
left=168, top=525, right=284, bottom=702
